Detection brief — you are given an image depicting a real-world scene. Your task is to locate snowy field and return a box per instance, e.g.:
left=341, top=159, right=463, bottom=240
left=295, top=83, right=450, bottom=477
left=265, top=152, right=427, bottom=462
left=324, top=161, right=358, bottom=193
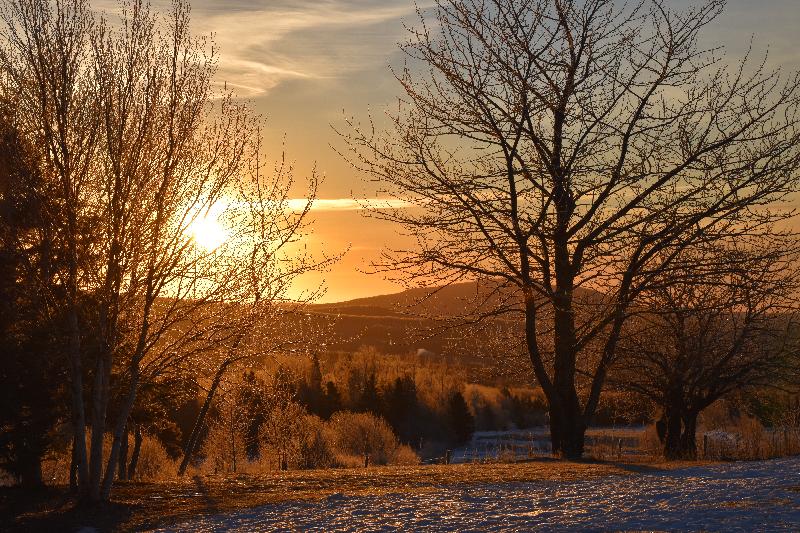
left=151, top=456, right=800, bottom=532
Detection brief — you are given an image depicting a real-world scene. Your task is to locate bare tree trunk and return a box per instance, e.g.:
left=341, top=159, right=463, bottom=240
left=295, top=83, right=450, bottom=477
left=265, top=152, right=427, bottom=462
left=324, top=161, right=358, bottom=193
left=231, top=422, right=237, bottom=474
left=663, top=408, right=683, bottom=460
left=101, top=368, right=139, bottom=499
left=70, top=436, right=78, bottom=492
left=19, top=456, right=43, bottom=490
left=88, top=356, right=110, bottom=501
left=67, top=305, right=89, bottom=496
left=547, top=401, right=585, bottom=459
left=118, top=423, right=128, bottom=481
left=127, top=424, right=142, bottom=480
left=550, top=279, right=586, bottom=458
left=178, top=360, right=230, bottom=475
left=679, top=412, right=698, bottom=459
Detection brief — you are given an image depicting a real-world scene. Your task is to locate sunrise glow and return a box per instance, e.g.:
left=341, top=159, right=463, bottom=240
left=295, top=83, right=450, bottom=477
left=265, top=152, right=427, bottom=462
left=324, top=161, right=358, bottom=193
left=188, top=210, right=228, bottom=251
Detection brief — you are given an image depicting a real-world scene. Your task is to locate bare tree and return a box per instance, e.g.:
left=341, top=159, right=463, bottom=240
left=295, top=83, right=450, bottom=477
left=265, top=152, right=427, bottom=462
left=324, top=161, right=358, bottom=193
left=177, top=154, right=338, bottom=475
left=0, top=0, right=99, bottom=493
left=258, top=374, right=307, bottom=471
left=200, top=376, right=254, bottom=474
left=0, top=0, right=324, bottom=500
left=616, top=242, right=800, bottom=459
left=339, top=0, right=800, bottom=457
left=89, top=0, right=266, bottom=500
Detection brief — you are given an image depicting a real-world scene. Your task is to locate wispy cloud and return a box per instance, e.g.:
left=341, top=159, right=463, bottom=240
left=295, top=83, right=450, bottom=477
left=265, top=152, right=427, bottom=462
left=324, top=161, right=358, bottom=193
left=187, top=1, right=426, bottom=97
left=287, top=198, right=414, bottom=211
left=91, top=0, right=425, bottom=97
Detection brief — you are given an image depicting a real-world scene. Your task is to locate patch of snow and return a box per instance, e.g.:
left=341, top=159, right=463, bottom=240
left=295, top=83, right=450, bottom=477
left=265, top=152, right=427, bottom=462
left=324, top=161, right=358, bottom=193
left=150, top=456, right=800, bottom=532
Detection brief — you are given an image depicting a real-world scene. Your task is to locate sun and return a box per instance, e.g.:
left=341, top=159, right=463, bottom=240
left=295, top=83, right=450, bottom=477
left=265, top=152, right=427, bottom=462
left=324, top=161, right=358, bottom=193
left=188, top=210, right=228, bottom=251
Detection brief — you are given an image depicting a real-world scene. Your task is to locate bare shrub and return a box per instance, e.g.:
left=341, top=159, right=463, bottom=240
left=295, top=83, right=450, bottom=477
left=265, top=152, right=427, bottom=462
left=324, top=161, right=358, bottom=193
left=295, top=414, right=335, bottom=469
left=130, top=434, right=176, bottom=482
left=393, top=444, right=421, bottom=466
left=637, top=425, right=664, bottom=461
left=200, top=395, right=250, bottom=475
left=699, top=414, right=800, bottom=461
left=39, top=429, right=175, bottom=484
left=259, top=400, right=307, bottom=469
left=41, top=449, right=71, bottom=487
left=327, top=411, right=417, bottom=466
left=463, top=384, right=512, bottom=431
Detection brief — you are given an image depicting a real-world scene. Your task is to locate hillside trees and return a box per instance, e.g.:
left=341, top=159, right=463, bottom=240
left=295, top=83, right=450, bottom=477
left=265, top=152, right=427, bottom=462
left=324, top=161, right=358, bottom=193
left=340, top=0, right=800, bottom=457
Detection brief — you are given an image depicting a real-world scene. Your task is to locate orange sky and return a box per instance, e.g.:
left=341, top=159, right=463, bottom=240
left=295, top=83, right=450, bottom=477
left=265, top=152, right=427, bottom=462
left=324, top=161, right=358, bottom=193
left=104, top=0, right=800, bottom=302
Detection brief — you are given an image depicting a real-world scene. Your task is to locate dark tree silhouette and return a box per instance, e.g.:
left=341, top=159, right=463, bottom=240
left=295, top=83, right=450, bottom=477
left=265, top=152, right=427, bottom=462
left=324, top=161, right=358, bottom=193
left=617, top=245, right=800, bottom=458
left=383, top=375, right=420, bottom=444
left=340, top=0, right=800, bottom=457
left=446, top=390, right=475, bottom=445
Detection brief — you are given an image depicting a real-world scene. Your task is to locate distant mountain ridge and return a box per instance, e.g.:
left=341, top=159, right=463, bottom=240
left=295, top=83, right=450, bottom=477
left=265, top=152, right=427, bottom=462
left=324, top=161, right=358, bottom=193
left=304, top=281, right=607, bottom=356
left=309, top=281, right=501, bottom=318
left=309, top=280, right=605, bottom=319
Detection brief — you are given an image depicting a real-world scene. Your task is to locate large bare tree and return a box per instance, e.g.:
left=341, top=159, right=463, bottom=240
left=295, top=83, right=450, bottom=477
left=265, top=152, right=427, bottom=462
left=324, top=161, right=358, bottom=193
left=89, top=0, right=263, bottom=500
left=340, top=0, right=800, bottom=457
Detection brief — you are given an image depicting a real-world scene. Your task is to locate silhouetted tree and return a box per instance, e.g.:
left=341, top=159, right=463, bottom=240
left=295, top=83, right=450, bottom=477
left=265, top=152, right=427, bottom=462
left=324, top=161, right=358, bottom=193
left=382, top=375, right=419, bottom=444
left=355, top=371, right=382, bottom=416
left=446, top=390, right=475, bottom=445
left=341, top=0, right=800, bottom=458
left=298, top=354, right=324, bottom=416
left=618, top=245, right=800, bottom=458
left=320, top=381, right=342, bottom=420
left=0, top=102, right=71, bottom=488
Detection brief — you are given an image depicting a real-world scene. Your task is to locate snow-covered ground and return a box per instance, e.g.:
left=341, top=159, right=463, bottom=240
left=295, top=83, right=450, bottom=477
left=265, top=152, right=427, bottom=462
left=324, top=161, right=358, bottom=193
left=153, top=456, right=800, bottom=532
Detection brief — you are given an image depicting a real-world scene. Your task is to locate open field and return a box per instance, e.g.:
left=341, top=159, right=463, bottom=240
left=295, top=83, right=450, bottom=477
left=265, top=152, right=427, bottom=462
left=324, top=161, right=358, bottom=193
left=2, top=458, right=704, bottom=532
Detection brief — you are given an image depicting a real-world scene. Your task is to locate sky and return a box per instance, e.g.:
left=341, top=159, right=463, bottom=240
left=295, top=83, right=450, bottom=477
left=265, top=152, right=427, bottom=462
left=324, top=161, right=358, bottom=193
left=144, top=0, right=800, bottom=302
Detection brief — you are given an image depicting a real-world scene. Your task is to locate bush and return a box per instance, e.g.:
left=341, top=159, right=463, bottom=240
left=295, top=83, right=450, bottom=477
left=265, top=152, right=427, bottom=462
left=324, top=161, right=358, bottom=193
left=393, top=444, right=421, bottom=465
left=38, top=429, right=176, bottom=484
left=463, top=384, right=512, bottom=430
left=326, top=411, right=417, bottom=466
left=295, top=414, right=335, bottom=469
left=131, top=433, right=176, bottom=481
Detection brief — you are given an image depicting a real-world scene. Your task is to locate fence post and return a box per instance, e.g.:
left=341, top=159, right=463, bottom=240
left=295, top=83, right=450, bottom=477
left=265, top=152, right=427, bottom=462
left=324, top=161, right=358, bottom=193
left=445, top=449, right=451, bottom=465
left=703, top=434, right=708, bottom=459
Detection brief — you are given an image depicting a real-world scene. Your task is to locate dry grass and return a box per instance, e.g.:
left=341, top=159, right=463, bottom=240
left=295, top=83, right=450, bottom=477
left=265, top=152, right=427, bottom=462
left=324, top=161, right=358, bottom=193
left=2, top=458, right=698, bottom=532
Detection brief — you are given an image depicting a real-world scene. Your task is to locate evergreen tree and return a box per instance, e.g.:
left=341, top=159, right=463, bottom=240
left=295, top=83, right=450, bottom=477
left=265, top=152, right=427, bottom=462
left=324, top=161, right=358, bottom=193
left=320, top=381, right=342, bottom=420
left=446, top=390, right=475, bottom=445
left=0, top=110, right=69, bottom=488
left=298, top=354, right=324, bottom=416
left=355, top=371, right=382, bottom=416
left=382, top=375, right=419, bottom=444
